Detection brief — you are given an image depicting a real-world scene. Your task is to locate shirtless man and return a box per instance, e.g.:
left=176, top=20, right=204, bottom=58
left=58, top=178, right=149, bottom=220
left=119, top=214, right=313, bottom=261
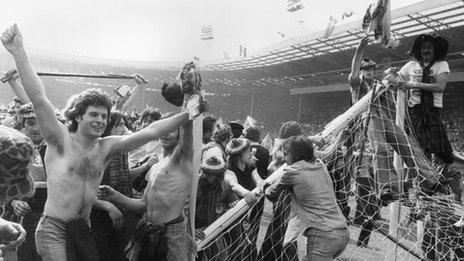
left=98, top=112, right=198, bottom=260
left=1, top=24, right=199, bottom=260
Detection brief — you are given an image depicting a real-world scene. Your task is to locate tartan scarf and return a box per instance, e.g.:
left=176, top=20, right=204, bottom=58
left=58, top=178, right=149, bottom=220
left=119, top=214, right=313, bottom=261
left=102, top=154, right=133, bottom=197
left=419, top=60, right=436, bottom=107
left=196, top=176, right=224, bottom=228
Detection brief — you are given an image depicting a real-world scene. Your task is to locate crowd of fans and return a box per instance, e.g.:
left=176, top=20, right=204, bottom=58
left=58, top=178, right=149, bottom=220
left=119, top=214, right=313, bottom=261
left=1, top=81, right=463, bottom=152
left=1, top=24, right=464, bottom=261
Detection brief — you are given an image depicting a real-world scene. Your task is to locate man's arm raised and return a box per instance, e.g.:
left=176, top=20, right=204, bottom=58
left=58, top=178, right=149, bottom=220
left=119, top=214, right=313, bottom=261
left=349, top=36, right=369, bottom=81
left=1, top=24, right=66, bottom=148
left=120, top=74, right=149, bottom=112
left=174, top=119, right=193, bottom=160
left=108, top=111, right=189, bottom=156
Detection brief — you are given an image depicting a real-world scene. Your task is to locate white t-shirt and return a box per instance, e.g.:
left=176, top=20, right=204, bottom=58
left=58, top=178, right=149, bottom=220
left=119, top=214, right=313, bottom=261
left=399, top=60, right=450, bottom=108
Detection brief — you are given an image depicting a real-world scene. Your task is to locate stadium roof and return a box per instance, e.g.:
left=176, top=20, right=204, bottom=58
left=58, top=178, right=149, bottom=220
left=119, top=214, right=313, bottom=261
left=205, top=0, right=464, bottom=71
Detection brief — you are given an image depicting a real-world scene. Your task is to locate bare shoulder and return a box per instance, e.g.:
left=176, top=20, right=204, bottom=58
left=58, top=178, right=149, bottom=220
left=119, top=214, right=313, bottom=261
left=99, top=135, right=117, bottom=147
left=224, top=169, right=237, bottom=179
left=98, top=135, right=123, bottom=160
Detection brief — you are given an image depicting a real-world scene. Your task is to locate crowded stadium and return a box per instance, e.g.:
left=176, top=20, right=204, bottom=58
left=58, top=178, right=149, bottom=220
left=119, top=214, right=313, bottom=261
left=0, top=0, right=464, bottom=260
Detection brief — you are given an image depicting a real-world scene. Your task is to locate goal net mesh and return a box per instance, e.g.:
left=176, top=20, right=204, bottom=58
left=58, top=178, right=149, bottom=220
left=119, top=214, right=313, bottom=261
left=197, top=84, right=464, bottom=261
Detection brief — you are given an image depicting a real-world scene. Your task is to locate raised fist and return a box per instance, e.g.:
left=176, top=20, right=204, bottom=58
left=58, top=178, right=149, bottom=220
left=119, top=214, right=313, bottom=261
left=1, top=24, right=24, bottom=54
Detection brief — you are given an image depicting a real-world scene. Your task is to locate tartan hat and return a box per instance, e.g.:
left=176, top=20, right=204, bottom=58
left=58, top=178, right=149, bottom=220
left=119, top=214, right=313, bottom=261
left=213, top=124, right=232, bottom=144
left=201, top=155, right=227, bottom=175
left=226, top=138, right=250, bottom=155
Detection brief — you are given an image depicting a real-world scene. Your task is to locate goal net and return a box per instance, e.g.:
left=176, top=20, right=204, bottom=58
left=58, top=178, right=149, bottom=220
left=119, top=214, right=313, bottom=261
left=196, top=82, right=464, bottom=261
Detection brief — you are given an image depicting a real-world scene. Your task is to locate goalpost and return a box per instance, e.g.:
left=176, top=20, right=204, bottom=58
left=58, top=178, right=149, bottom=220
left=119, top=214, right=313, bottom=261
left=196, top=82, right=464, bottom=261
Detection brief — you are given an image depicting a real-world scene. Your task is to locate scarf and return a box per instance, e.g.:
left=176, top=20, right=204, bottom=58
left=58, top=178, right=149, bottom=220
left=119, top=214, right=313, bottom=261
left=102, top=154, right=133, bottom=197
left=419, top=60, right=435, bottom=106
left=196, top=176, right=224, bottom=228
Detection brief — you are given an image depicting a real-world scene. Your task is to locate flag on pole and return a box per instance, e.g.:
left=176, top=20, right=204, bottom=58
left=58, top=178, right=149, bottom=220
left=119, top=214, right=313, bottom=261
left=287, top=0, right=304, bottom=12
left=223, top=51, right=230, bottom=61
left=243, top=115, right=257, bottom=129
left=200, top=25, right=214, bottom=40
left=261, top=133, right=272, bottom=151
left=341, top=10, right=353, bottom=20
left=193, top=56, right=201, bottom=67
left=362, top=0, right=398, bottom=48
left=362, top=4, right=373, bottom=32
left=324, top=15, right=338, bottom=38
left=216, top=117, right=224, bottom=129
left=239, top=45, right=247, bottom=58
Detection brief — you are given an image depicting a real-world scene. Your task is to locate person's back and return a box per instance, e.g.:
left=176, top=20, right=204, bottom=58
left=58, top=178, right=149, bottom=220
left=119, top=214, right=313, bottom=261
left=264, top=135, right=349, bottom=260
left=288, top=159, right=346, bottom=230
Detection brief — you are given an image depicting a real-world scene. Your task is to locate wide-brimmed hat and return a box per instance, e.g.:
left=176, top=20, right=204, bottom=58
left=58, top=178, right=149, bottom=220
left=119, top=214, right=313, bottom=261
left=226, top=138, right=250, bottom=155
left=201, top=155, right=227, bottom=175
left=409, top=33, right=449, bottom=61
left=229, top=121, right=244, bottom=138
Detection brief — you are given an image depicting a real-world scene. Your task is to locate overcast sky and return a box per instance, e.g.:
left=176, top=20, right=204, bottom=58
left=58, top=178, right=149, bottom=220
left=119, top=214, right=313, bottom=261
left=0, top=0, right=422, bottom=62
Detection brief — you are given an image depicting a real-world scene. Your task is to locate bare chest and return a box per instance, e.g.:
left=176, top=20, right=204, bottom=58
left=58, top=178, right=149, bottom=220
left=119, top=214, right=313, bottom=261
left=66, top=142, right=107, bottom=181
left=68, top=156, right=104, bottom=181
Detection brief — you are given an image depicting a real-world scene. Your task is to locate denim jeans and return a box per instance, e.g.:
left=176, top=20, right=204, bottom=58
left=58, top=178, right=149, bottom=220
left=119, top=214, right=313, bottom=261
left=165, top=219, right=189, bottom=261
left=304, top=228, right=350, bottom=260
left=35, top=215, right=67, bottom=261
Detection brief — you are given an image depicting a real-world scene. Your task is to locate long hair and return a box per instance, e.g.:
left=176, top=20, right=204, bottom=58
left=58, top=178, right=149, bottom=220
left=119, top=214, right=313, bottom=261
left=62, top=88, right=113, bottom=132
left=283, top=135, right=315, bottom=163
left=408, top=34, right=449, bottom=62
left=141, top=107, right=162, bottom=123
left=102, top=110, right=128, bottom=137
left=228, top=153, right=241, bottom=169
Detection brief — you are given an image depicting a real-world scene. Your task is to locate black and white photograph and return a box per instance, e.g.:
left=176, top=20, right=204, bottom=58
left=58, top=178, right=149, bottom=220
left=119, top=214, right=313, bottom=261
left=0, top=0, right=464, bottom=260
